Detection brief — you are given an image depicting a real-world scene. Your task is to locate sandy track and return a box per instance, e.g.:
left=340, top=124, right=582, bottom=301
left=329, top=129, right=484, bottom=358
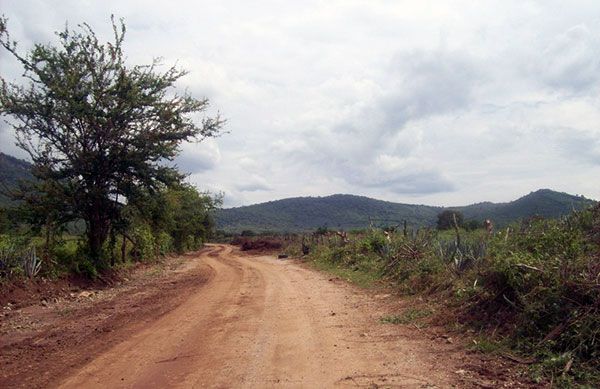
left=55, top=244, right=469, bottom=388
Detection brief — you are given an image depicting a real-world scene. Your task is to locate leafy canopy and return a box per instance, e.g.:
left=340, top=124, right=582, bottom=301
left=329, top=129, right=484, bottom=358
left=0, top=16, right=225, bottom=261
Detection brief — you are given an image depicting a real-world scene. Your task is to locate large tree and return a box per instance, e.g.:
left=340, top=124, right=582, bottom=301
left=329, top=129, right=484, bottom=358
left=0, top=17, right=224, bottom=264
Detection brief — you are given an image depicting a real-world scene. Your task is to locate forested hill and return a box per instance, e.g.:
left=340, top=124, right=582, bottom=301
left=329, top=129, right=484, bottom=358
left=216, top=190, right=596, bottom=232
left=0, top=152, right=33, bottom=206
left=456, top=189, right=595, bottom=227
left=217, top=195, right=442, bottom=233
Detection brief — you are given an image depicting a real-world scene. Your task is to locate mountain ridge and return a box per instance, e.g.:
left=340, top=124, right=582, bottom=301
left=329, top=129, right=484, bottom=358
left=0, top=152, right=33, bottom=206
left=216, top=189, right=596, bottom=232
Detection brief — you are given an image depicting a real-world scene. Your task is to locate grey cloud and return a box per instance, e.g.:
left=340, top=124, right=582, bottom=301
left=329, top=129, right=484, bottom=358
left=380, top=50, right=479, bottom=130
left=539, top=24, right=600, bottom=92
left=551, top=127, right=600, bottom=165
left=356, top=169, right=455, bottom=195
left=235, top=175, right=272, bottom=193
left=175, top=141, right=221, bottom=174
left=293, top=49, right=479, bottom=196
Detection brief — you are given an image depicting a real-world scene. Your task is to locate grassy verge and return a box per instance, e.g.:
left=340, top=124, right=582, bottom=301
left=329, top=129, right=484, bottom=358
left=308, top=253, right=382, bottom=288
left=284, top=205, right=600, bottom=388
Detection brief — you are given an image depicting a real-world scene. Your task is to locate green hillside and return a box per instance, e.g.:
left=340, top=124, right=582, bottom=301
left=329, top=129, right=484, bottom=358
left=458, top=189, right=595, bottom=226
left=216, top=194, right=442, bottom=232
left=0, top=152, right=33, bottom=206
left=216, top=190, right=596, bottom=232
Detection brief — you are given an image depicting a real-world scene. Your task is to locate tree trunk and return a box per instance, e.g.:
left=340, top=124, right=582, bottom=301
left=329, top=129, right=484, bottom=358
left=43, top=215, right=52, bottom=262
left=87, top=211, right=111, bottom=266
left=109, top=226, right=116, bottom=267
left=121, top=234, right=127, bottom=263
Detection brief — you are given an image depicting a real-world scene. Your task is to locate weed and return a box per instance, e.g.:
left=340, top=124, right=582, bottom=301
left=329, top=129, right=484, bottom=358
left=380, top=308, right=432, bottom=325
left=469, top=337, right=505, bottom=354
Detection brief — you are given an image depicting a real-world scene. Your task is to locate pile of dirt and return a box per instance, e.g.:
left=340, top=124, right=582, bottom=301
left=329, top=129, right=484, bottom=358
left=0, top=263, right=148, bottom=309
left=0, top=275, right=99, bottom=309
left=232, top=237, right=282, bottom=252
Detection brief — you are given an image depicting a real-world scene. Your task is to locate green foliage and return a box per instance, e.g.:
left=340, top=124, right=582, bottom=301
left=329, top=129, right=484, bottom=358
left=470, top=338, right=505, bottom=354
left=0, top=208, right=10, bottom=233
left=464, top=219, right=482, bottom=231
left=122, top=184, right=220, bottom=259
left=360, top=230, right=388, bottom=255
left=0, top=234, right=31, bottom=277
left=478, top=215, right=599, bottom=375
left=436, top=210, right=464, bottom=230
left=0, top=16, right=224, bottom=264
left=0, top=234, right=43, bottom=278
left=130, top=224, right=156, bottom=261
left=155, top=232, right=174, bottom=256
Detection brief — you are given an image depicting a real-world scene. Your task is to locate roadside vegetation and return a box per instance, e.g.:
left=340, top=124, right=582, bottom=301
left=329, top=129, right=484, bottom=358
left=0, top=17, right=223, bottom=280
left=234, top=207, right=600, bottom=387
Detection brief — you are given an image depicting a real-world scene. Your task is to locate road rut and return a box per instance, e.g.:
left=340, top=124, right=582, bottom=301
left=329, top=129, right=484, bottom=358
left=58, top=244, right=462, bottom=388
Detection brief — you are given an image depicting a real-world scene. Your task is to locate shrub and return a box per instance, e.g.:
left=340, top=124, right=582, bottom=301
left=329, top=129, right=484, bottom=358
left=0, top=235, right=41, bottom=278
left=360, top=231, right=388, bottom=255
left=131, top=224, right=156, bottom=261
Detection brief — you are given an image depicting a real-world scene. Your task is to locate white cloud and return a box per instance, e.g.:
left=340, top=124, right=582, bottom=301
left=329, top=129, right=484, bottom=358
left=1, top=0, right=600, bottom=207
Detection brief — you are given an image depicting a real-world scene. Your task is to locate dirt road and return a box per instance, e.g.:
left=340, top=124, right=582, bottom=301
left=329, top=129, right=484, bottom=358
left=54, top=244, right=471, bottom=388
left=2, top=244, right=526, bottom=388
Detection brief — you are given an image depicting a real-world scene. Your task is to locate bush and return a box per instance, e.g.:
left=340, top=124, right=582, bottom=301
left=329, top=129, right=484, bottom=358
left=130, top=224, right=156, bottom=261
left=155, top=232, right=173, bottom=255
left=479, top=216, right=599, bottom=364
left=0, top=235, right=41, bottom=278
left=360, top=230, right=388, bottom=255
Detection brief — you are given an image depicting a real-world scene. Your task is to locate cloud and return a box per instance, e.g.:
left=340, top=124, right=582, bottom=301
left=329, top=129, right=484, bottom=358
left=284, top=48, right=478, bottom=196
left=235, top=174, right=272, bottom=192
left=538, top=24, right=600, bottom=92
left=2, top=1, right=600, bottom=207
left=175, top=140, right=221, bottom=174
left=380, top=50, right=480, bottom=129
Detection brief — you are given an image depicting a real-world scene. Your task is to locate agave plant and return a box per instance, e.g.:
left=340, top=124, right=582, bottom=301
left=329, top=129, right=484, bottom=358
left=438, top=238, right=487, bottom=274
left=22, top=246, right=42, bottom=278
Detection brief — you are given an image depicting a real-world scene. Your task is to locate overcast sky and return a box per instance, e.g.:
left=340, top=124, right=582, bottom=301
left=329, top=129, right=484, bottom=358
left=1, top=1, right=600, bottom=207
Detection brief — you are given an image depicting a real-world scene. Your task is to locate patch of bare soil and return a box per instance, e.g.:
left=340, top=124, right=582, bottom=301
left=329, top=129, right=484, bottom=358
left=0, top=250, right=214, bottom=388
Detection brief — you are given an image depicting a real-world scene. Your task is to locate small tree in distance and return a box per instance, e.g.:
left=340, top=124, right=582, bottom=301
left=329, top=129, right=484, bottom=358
left=436, top=210, right=464, bottom=230
left=0, top=16, right=225, bottom=265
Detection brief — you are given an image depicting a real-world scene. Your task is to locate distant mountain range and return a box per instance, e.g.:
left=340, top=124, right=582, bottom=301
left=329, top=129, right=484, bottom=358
left=1, top=152, right=596, bottom=232
left=216, top=190, right=596, bottom=233
left=0, top=152, right=33, bottom=206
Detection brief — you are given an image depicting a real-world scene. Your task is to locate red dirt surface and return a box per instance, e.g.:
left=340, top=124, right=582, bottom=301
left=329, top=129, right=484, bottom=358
left=0, top=252, right=213, bottom=388
left=1, top=245, right=540, bottom=388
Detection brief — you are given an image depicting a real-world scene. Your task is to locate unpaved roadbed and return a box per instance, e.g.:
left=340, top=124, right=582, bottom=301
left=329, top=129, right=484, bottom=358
left=1, top=245, right=534, bottom=388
